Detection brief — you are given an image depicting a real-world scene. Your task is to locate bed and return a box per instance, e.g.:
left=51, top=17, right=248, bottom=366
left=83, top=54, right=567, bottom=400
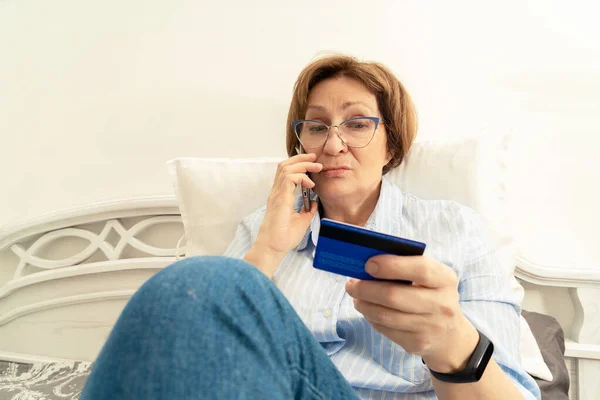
left=0, top=145, right=598, bottom=399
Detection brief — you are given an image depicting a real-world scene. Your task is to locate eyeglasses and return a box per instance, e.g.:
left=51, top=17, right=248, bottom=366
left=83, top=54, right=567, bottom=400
left=292, top=116, right=381, bottom=149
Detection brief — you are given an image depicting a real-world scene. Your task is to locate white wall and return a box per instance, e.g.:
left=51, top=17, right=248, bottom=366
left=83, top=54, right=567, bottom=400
left=1, top=0, right=599, bottom=269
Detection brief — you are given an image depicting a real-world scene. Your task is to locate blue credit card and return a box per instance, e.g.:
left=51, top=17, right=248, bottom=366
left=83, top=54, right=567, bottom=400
left=313, top=218, right=426, bottom=283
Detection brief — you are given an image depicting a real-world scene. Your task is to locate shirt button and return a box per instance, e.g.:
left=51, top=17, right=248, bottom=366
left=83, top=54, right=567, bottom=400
left=323, top=308, right=332, bottom=318
left=335, top=276, right=342, bottom=282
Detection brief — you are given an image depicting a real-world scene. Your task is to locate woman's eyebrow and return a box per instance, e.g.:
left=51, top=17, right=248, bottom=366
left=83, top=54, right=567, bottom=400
left=306, top=101, right=374, bottom=113
left=341, top=101, right=373, bottom=112
left=306, top=104, right=326, bottom=112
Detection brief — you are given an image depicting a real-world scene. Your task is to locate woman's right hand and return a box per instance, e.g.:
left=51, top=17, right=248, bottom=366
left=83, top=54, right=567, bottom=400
left=245, top=153, right=322, bottom=276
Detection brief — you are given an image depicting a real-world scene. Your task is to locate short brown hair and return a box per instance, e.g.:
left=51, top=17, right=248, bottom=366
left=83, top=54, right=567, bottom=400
left=286, top=54, right=418, bottom=174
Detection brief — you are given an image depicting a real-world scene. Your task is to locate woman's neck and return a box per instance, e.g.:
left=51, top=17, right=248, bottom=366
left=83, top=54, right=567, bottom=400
left=319, top=181, right=382, bottom=227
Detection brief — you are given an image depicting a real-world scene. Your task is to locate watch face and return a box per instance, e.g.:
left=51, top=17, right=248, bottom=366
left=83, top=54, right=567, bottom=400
left=474, top=341, right=495, bottom=381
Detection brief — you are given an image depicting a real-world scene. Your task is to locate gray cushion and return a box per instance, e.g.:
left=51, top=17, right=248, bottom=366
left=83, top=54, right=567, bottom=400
left=522, top=310, right=570, bottom=400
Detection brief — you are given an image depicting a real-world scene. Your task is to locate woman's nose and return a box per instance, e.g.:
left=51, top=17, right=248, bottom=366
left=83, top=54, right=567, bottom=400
left=322, top=126, right=347, bottom=154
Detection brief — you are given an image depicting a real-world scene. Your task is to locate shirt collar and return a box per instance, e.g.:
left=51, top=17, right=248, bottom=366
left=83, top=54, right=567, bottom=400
left=295, top=176, right=399, bottom=251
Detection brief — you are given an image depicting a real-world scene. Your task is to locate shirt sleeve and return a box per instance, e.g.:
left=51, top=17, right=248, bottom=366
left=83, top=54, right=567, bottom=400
left=458, top=207, right=541, bottom=400
left=222, top=207, right=266, bottom=259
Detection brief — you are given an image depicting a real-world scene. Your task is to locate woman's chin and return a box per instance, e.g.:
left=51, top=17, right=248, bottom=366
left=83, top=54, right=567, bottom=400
left=314, top=180, right=354, bottom=201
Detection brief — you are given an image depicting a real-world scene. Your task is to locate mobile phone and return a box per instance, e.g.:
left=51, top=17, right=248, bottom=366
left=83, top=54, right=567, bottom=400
left=295, top=146, right=312, bottom=211
left=314, top=218, right=426, bottom=283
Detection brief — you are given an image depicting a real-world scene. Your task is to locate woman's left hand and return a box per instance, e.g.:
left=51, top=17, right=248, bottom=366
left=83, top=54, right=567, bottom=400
left=345, top=255, right=480, bottom=373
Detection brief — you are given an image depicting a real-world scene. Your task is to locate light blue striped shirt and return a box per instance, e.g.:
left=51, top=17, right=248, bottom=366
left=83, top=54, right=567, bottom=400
left=224, top=176, right=541, bottom=399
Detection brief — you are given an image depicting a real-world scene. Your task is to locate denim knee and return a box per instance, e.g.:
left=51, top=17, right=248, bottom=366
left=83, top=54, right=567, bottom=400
left=133, top=255, right=270, bottom=304
left=166, top=255, right=267, bottom=285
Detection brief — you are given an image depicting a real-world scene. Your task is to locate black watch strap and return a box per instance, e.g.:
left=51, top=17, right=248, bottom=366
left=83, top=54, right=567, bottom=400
left=424, top=329, right=494, bottom=383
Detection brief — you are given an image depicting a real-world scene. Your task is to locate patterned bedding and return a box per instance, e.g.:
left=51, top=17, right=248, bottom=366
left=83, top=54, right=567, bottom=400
left=0, top=361, right=92, bottom=400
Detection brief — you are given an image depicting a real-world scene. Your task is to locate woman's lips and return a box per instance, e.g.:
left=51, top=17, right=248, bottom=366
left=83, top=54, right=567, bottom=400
left=321, top=167, right=350, bottom=178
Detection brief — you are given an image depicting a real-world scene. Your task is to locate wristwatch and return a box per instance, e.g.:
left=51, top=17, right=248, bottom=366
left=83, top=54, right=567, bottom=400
left=424, top=329, right=494, bottom=383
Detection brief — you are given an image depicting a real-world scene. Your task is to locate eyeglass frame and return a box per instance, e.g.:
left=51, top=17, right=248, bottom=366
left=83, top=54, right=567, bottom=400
left=291, top=116, right=382, bottom=149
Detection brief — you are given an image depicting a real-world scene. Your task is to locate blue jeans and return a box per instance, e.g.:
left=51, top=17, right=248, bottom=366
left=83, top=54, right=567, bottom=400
left=81, top=256, right=360, bottom=400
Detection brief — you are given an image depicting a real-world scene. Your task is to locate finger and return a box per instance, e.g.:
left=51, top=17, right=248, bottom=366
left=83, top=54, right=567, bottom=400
left=272, top=172, right=316, bottom=194
left=345, top=279, right=435, bottom=314
left=366, top=255, right=456, bottom=288
left=286, top=173, right=316, bottom=189
left=280, top=161, right=323, bottom=175
left=353, top=299, right=428, bottom=333
left=292, top=161, right=323, bottom=173
left=269, top=174, right=316, bottom=207
left=279, top=152, right=317, bottom=168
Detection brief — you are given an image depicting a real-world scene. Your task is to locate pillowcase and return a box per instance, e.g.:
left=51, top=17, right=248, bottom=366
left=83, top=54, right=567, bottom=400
left=167, top=133, right=551, bottom=380
left=168, top=157, right=282, bottom=257
left=520, top=313, right=554, bottom=381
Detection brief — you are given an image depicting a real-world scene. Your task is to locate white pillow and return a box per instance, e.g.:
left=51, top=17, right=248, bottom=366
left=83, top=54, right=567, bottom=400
left=168, top=157, right=282, bottom=257
left=387, top=133, right=522, bottom=303
left=520, top=315, right=554, bottom=381
left=169, top=134, right=520, bottom=292
left=167, top=133, right=551, bottom=381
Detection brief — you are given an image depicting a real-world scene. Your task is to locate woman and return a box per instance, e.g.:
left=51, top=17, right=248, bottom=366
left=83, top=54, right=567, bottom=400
left=81, top=55, right=540, bottom=399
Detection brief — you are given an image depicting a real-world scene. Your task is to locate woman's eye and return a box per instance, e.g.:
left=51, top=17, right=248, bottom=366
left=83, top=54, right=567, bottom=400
left=345, top=119, right=374, bottom=131
left=347, top=123, right=368, bottom=130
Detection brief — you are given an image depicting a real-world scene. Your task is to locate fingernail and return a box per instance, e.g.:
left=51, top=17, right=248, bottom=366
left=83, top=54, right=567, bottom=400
left=346, top=279, right=355, bottom=291
left=366, top=261, right=378, bottom=274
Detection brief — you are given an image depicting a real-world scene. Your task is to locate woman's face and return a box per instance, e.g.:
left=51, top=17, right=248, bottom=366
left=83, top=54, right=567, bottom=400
left=305, top=76, right=391, bottom=204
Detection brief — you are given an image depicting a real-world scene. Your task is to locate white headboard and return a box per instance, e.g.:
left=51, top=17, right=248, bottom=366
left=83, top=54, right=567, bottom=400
left=0, top=197, right=183, bottom=362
